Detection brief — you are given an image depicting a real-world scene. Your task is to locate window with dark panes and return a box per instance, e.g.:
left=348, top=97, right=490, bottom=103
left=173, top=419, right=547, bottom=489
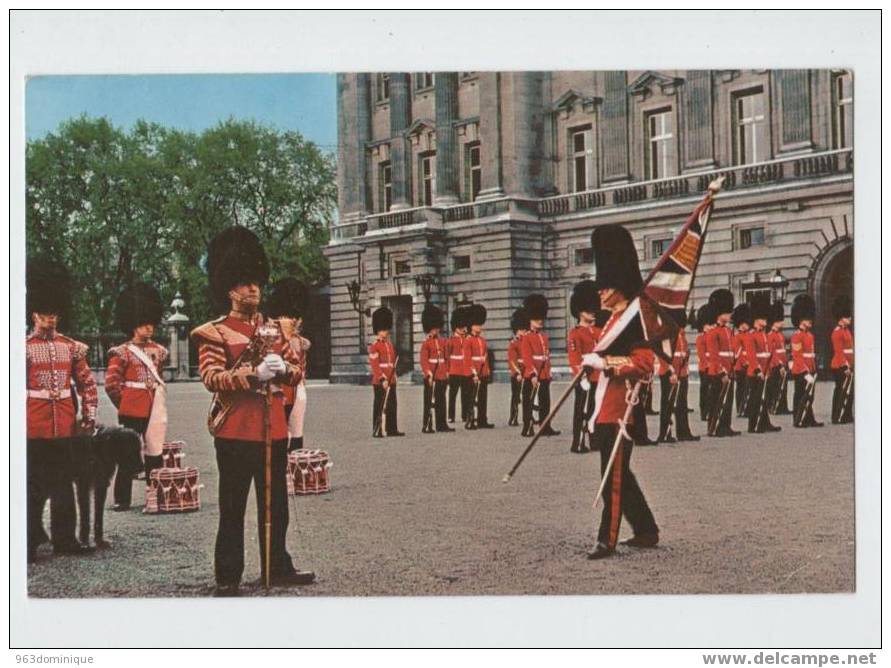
left=573, top=247, right=594, bottom=266
left=379, top=162, right=392, bottom=212
left=467, top=142, right=482, bottom=201
left=833, top=72, right=853, bottom=149
left=377, top=74, right=390, bottom=102
left=645, top=109, right=676, bottom=179
left=650, top=237, right=672, bottom=259
left=415, top=72, right=434, bottom=89
left=419, top=152, right=436, bottom=206
left=739, top=226, right=765, bottom=249
left=571, top=126, right=593, bottom=192
left=734, top=89, right=769, bottom=165
left=393, top=258, right=411, bottom=276
left=452, top=255, right=471, bottom=271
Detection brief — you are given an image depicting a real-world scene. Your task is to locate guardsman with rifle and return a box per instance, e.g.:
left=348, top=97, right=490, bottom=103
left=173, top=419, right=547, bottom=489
left=519, top=294, right=560, bottom=438
left=830, top=295, right=854, bottom=424
left=705, top=289, right=741, bottom=438
left=446, top=307, right=471, bottom=424
left=368, top=306, right=404, bottom=438
left=695, top=304, right=715, bottom=423
left=26, top=258, right=98, bottom=562
left=732, top=304, right=752, bottom=418
left=567, top=280, right=601, bottom=453
left=580, top=225, right=659, bottom=560
left=464, top=303, right=494, bottom=429
left=419, top=303, right=452, bottom=434
left=657, top=309, right=700, bottom=443
left=105, top=283, right=169, bottom=510
left=767, top=301, right=791, bottom=415
left=507, top=308, right=529, bottom=427
left=191, top=226, right=315, bottom=597
left=745, top=294, right=781, bottom=433
left=790, top=294, right=823, bottom=428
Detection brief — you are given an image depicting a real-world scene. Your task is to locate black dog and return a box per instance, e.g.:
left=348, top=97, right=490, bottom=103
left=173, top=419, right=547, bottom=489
left=70, top=425, right=142, bottom=549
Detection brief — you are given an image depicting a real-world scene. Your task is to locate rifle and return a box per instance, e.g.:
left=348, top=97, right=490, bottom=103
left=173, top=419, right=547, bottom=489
left=465, top=376, right=482, bottom=429
left=708, top=373, right=733, bottom=436
left=664, top=376, right=680, bottom=440
left=794, top=376, right=817, bottom=427
left=838, top=369, right=854, bottom=421
left=770, top=366, right=788, bottom=413
left=373, top=354, right=398, bottom=437
left=753, top=369, right=771, bottom=432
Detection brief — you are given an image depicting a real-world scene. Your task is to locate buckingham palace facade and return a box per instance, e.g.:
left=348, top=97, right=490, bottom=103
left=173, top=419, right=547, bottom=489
left=324, top=70, right=854, bottom=383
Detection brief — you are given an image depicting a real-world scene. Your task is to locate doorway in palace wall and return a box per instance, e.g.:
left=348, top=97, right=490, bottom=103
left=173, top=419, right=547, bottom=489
left=382, top=295, right=414, bottom=377
left=812, top=241, right=853, bottom=375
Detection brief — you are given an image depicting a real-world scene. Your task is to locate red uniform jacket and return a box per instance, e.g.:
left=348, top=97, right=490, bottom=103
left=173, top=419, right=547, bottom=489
left=419, top=335, right=449, bottom=382
left=830, top=326, right=854, bottom=370
left=192, top=314, right=302, bottom=443
left=26, top=331, right=98, bottom=440
left=706, top=325, right=735, bottom=376
left=790, top=329, right=816, bottom=375
left=519, top=330, right=552, bottom=381
left=507, top=337, right=524, bottom=378
left=104, top=339, right=168, bottom=419
left=464, top=334, right=490, bottom=379
left=695, top=332, right=709, bottom=376
left=733, top=330, right=750, bottom=372
left=446, top=333, right=469, bottom=377
left=672, top=329, right=690, bottom=378
left=745, top=329, right=771, bottom=377
left=281, top=334, right=310, bottom=407
left=593, top=308, right=655, bottom=425
left=368, top=337, right=397, bottom=386
left=767, top=329, right=787, bottom=371
left=568, top=324, right=601, bottom=382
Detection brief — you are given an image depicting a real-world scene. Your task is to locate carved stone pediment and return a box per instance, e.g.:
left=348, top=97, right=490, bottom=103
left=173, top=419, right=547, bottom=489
left=405, top=118, right=436, bottom=150
left=552, top=89, right=601, bottom=118
left=628, top=71, right=684, bottom=99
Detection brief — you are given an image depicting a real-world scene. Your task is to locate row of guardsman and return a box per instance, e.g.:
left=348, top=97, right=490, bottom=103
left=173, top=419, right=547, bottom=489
left=363, top=289, right=854, bottom=445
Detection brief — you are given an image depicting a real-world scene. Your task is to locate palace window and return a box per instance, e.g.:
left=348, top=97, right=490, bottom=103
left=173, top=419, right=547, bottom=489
left=466, top=142, right=482, bottom=201
left=573, top=246, right=594, bottom=267
left=570, top=126, right=593, bottom=192
left=645, top=109, right=676, bottom=179
left=733, top=89, right=769, bottom=165
left=650, top=236, right=673, bottom=259
left=738, top=226, right=765, bottom=250
left=415, top=72, right=435, bottom=90
left=376, top=74, right=390, bottom=103
left=379, top=161, right=392, bottom=212
left=419, top=152, right=436, bottom=206
left=833, top=71, right=853, bottom=149
left=452, top=254, right=471, bottom=271
left=392, top=257, right=412, bottom=276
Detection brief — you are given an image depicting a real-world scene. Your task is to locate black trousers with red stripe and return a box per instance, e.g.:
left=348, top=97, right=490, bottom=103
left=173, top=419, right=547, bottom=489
left=593, top=423, right=658, bottom=548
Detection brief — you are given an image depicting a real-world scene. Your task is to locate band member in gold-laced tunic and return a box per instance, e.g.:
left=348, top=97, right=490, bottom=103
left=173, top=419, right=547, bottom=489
left=191, top=227, right=315, bottom=597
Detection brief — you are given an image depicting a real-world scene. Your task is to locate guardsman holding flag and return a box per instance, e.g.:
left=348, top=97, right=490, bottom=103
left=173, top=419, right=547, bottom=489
left=567, top=280, right=601, bottom=453
left=830, top=296, right=854, bottom=424
left=507, top=308, right=529, bottom=426
left=790, top=294, right=822, bottom=428
left=420, top=303, right=451, bottom=433
left=705, top=289, right=741, bottom=438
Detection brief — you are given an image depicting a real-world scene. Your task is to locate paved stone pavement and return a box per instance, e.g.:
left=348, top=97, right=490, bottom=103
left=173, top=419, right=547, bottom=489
left=26, top=380, right=854, bottom=598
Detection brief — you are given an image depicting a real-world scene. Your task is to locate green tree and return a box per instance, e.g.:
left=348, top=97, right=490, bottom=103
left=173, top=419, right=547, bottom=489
left=26, top=116, right=336, bottom=332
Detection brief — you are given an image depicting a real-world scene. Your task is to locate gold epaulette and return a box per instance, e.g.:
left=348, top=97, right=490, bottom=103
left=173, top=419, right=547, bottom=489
left=190, top=316, right=227, bottom=344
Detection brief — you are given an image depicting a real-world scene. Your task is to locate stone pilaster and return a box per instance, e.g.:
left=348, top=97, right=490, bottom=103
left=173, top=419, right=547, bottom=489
left=388, top=73, right=412, bottom=210
left=477, top=71, right=504, bottom=200
left=601, top=70, right=630, bottom=182
left=336, top=74, right=372, bottom=221
left=433, top=72, right=460, bottom=205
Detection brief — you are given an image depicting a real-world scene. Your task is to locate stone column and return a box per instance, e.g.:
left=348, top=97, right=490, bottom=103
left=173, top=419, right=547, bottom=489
left=165, top=292, right=190, bottom=380
left=433, top=72, right=460, bottom=205
left=777, top=69, right=813, bottom=151
left=502, top=71, right=546, bottom=198
left=682, top=70, right=716, bottom=169
left=337, top=74, right=372, bottom=221
left=388, top=72, right=412, bottom=210
left=601, top=71, right=630, bottom=182
left=477, top=71, right=504, bottom=200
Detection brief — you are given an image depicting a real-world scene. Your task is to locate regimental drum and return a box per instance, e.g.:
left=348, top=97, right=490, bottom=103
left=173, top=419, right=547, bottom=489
left=286, top=449, right=332, bottom=495
left=144, top=467, right=202, bottom=514
left=161, top=440, right=186, bottom=469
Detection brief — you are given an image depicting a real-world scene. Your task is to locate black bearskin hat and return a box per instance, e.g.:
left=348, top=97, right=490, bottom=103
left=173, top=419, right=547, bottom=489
left=206, top=226, right=270, bottom=310
left=26, top=256, right=72, bottom=324
left=770, top=301, right=785, bottom=325
left=832, top=295, right=852, bottom=320
left=422, top=303, right=445, bottom=333
left=372, top=306, right=393, bottom=333
left=595, top=309, right=612, bottom=329
left=731, top=303, right=752, bottom=328
left=673, top=307, right=688, bottom=328
left=510, top=308, right=530, bottom=333
left=467, top=303, right=487, bottom=327
left=791, top=294, right=816, bottom=328
left=591, top=224, right=643, bottom=298
left=450, top=306, right=469, bottom=331
left=266, top=277, right=307, bottom=320
left=523, top=293, right=548, bottom=321
left=749, top=292, right=772, bottom=322
left=570, top=280, right=600, bottom=320
left=115, top=283, right=164, bottom=334
left=708, top=288, right=735, bottom=319
left=695, top=303, right=715, bottom=332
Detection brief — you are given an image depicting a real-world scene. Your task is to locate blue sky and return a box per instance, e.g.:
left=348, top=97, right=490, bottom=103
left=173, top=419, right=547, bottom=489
left=25, top=73, right=337, bottom=150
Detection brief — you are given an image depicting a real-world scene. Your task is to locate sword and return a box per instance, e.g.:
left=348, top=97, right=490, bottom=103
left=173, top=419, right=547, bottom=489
left=592, top=380, right=642, bottom=509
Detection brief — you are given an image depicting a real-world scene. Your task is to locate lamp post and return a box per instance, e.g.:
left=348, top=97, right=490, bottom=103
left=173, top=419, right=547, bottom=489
left=414, top=273, right=436, bottom=304
left=346, top=279, right=369, bottom=352
left=165, top=291, right=191, bottom=380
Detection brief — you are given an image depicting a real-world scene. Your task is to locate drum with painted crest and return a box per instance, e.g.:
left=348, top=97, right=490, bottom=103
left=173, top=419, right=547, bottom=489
left=286, top=449, right=332, bottom=495
left=161, top=440, right=186, bottom=469
left=144, top=466, right=202, bottom=513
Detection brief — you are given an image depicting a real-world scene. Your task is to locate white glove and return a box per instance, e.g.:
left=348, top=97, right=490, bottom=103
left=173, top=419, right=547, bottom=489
left=581, top=352, right=606, bottom=370
left=580, top=377, right=591, bottom=392
left=788, top=361, right=794, bottom=370
left=256, top=354, right=286, bottom=381
left=264, top=354, right=286, bottom=373
left=805, top=373, right=815, bottom=384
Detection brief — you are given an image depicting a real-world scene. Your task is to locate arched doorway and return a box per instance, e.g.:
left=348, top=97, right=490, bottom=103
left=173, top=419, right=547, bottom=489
left=811, top=240, right=853, bottom=375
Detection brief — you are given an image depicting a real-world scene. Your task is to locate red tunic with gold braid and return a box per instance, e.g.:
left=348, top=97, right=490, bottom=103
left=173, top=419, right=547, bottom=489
left=281, top=333, right=310, bottom=407
left=192, top=314, right=302, bottom=442
left=568, top=324, right=602, bottom=382
left=26, top=330, right=98, bottom=439
left=104, top=339, right=168, bottom=419
left=519, top=330, right=552, bottom=381
left=593, top=307, right=655, bottom=425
